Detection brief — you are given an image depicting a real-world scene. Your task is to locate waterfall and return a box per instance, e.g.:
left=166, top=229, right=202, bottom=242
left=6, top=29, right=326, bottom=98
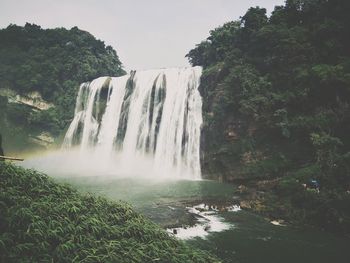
left=63, top=67, right=203, bottom=179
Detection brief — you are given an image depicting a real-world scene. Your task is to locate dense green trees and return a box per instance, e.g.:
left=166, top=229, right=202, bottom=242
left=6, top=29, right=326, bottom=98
left=0, top=23, right=125, bottom=151
left=0, top=23, right=124, bottom=100
left=187, top=0, right=350, bottom=231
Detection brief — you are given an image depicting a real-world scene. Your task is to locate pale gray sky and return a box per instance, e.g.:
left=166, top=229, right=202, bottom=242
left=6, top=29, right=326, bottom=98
left=0, top=0, right=285, bottom=71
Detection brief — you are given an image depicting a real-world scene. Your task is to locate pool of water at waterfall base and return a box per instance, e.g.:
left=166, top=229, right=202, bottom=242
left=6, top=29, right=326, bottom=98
left=57, top=176, right=349, bottom=263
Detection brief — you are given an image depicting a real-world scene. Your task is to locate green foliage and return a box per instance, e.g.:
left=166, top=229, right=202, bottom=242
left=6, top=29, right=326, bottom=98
left=187, top=0, right=350, bottom=185
left=311, top=132, right=342, bottom=169
left=275, top=177, right=302, bottom=196
left=274, top=184, right=350, bottom=234
left=0, top=96, right=49, bottom=153
left=28, top=108, right=61, bottom=132
left=269, top=160, right=350, bottom=233
left=292, top=164, right=322, bottom=181
left=0, top=23, right=125, bottom=102
left=188, top=0, right=350, bottom=232
left=0, top=23, right=126, bottom=151
left=243, top=154, right=292, bottom=179
left=0, top=162, right=219, bottom=262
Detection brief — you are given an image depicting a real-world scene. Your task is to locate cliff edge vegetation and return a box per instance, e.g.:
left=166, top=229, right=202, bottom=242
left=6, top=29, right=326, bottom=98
left=0, top=23, right=125, bottom=153
left=187, top=0, right=350, bottom=234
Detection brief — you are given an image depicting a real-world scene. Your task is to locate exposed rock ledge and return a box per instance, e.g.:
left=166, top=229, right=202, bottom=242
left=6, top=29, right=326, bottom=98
left=0, top=88, right=54, bottom=110
left=29, top=132, right=55, bottom=147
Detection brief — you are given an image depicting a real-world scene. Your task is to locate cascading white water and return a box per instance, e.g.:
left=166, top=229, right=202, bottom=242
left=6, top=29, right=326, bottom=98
left=63, top=67, right=203, bottom=179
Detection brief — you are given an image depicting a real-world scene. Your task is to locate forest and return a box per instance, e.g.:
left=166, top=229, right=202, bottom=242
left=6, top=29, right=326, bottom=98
left=0, top=2, right=350, bottom=262
left=186, top=0, right=350, bottom=233
left=0, top=23, right=125, bottom=152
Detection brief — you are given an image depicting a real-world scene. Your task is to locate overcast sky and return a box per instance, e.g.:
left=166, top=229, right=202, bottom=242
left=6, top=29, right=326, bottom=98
left=0, top=0, right=285, bottom=71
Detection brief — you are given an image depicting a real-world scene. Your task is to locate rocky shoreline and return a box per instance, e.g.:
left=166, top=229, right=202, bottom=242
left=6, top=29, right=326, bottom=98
left=231, top=177, right=350, bottom=237
left=234, top=178, right=291, bottom=227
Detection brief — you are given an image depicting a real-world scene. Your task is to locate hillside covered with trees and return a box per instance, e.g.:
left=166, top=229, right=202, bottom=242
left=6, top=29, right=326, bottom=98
left=0, top=23, right=125, bottom=152
left=0, top=162, right=217, bottom=262
left=187, top=0, right=350, bottom=233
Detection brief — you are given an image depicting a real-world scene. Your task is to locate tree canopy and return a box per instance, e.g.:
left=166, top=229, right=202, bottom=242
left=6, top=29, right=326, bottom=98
left=186, top=0, right=350, bottom=233
left=0, top=23, right=125, bottom=151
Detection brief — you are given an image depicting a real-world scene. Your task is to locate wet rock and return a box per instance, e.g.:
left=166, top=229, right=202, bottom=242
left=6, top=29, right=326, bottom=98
left=238, top=185, right=248, bottom=193
left=240, top=200, right=265, bottom=212
left=0, top=88, right=54, bottom=110
left=270, top=219, right=287, bottom=226
left=204, top=225, right=211, bottom=231
left=29, top=132, right=55, bottom=147
left=240, top=200, right=252, bottom=209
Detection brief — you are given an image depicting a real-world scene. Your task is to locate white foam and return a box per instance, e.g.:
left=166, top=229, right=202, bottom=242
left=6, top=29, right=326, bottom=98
left=167, top=203, right=240, bottom=240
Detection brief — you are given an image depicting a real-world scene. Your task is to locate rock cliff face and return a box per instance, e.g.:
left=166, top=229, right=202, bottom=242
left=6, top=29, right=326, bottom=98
left=198, top=69, right=248, bottom=181
left=28, top=132, right=55, bottom=148
left=0, top=88, right=56, bottom=153
left=0, top=88, right=54, bottom=111
left=198, top=67, right=272, bottom=182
